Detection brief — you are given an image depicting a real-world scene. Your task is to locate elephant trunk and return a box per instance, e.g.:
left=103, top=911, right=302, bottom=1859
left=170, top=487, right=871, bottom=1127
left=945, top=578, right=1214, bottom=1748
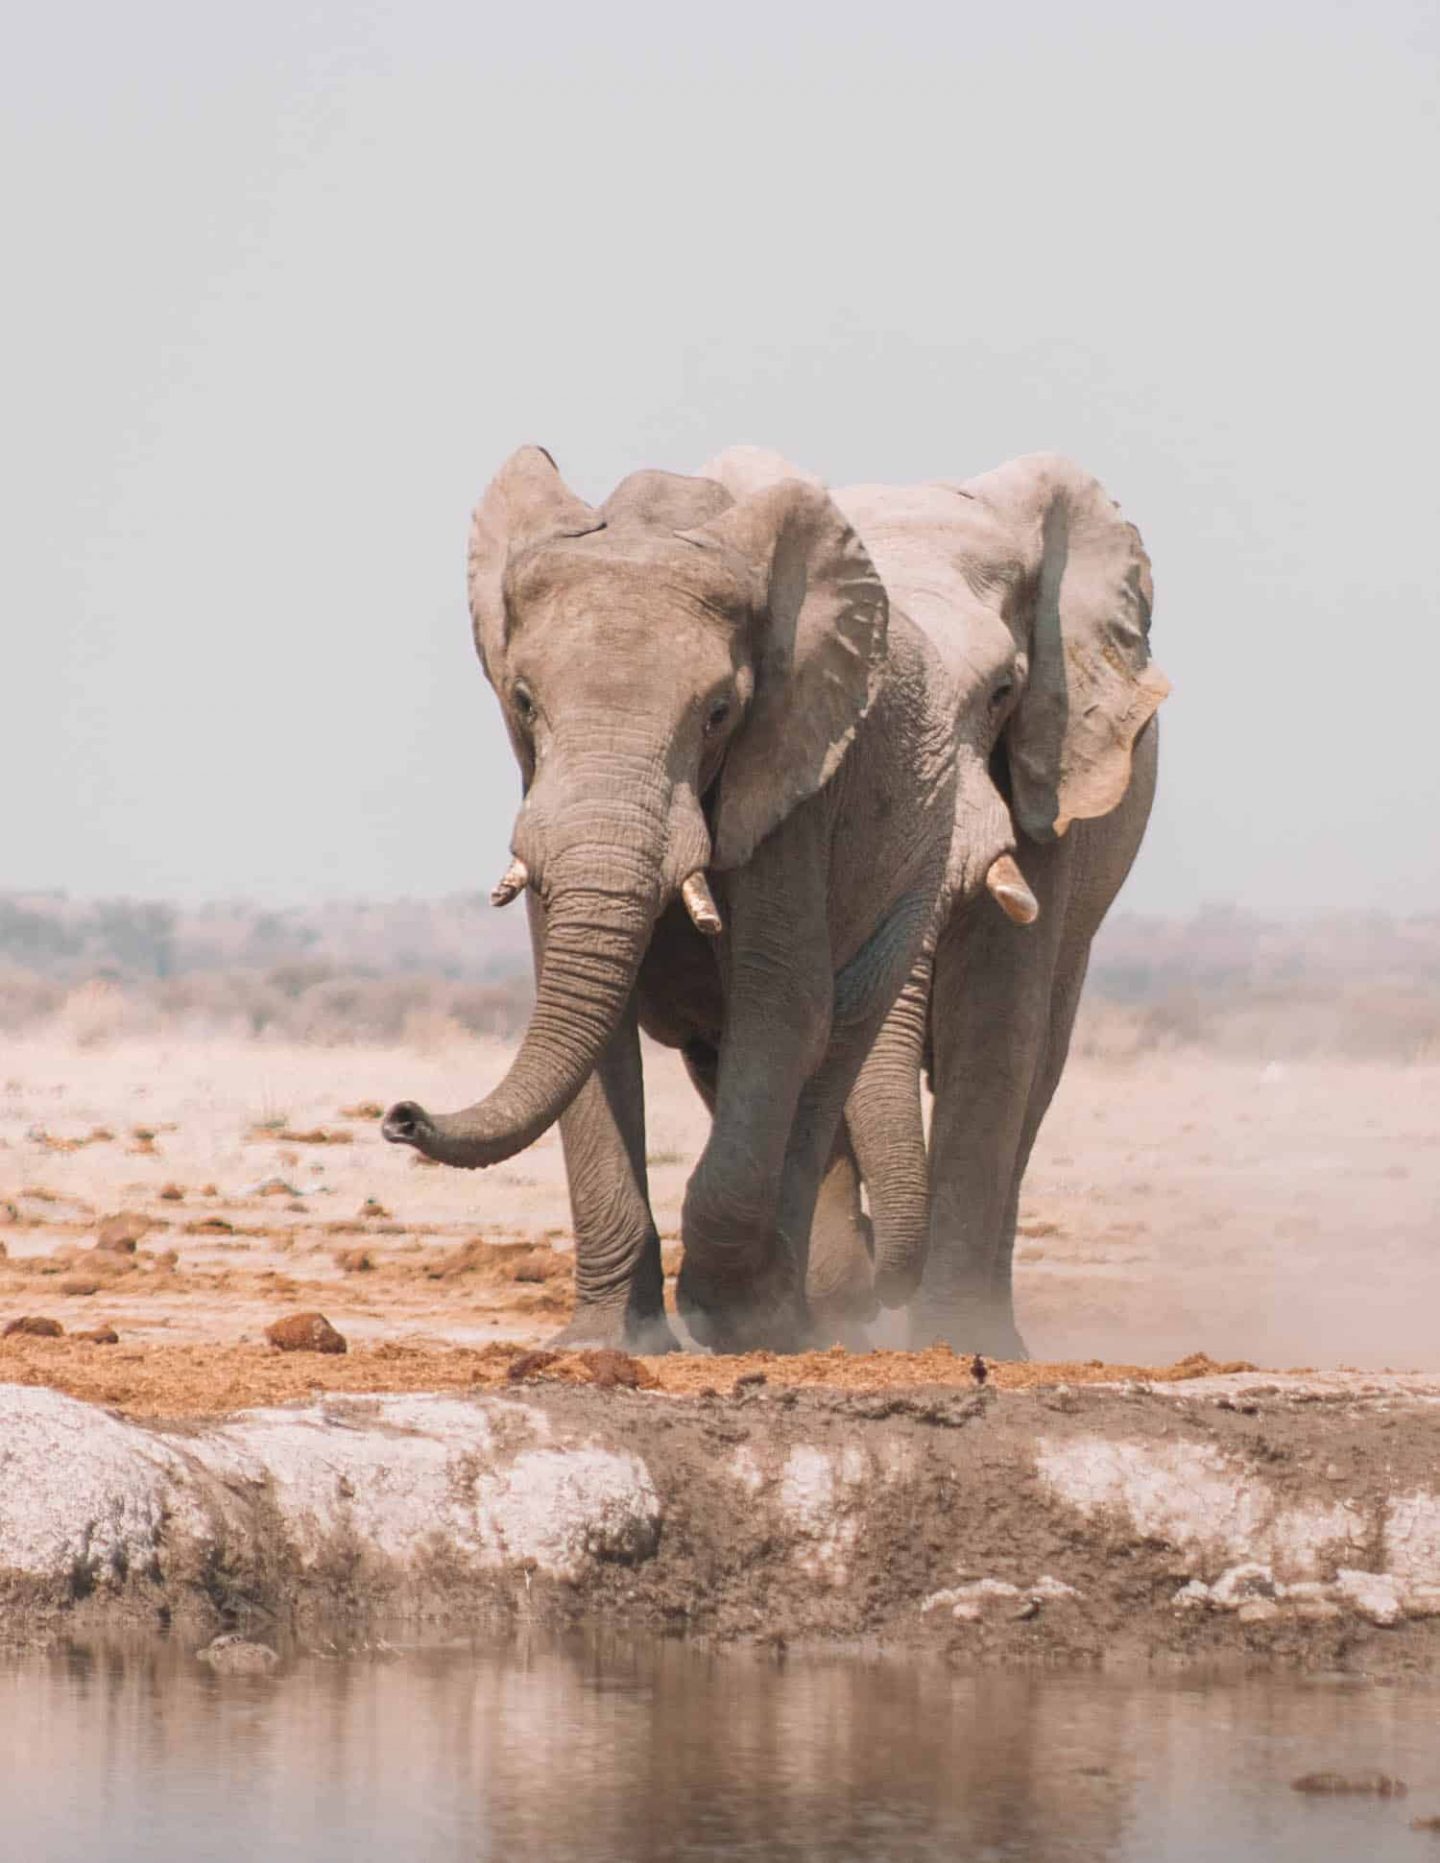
left=847, top=955, right=933, bottom=1306
left=383, top=837, right=661, bottom=1170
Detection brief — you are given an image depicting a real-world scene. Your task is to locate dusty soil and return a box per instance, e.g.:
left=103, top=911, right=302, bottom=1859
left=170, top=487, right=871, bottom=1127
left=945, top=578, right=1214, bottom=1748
left=0, top=1333, right=1262, bottom=1418
left=1, top=1033, right=1436, bottom=1415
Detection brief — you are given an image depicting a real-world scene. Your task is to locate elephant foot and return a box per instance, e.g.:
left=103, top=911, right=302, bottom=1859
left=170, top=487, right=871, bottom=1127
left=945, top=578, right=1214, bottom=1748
left=914, top=1298, right=1030, bottom=1362
left=805, top=1269, right=879, bottom=1339
left=547, top=1305, right=680, bottom=1356
left=675, top=1252, right=804, bottom=1355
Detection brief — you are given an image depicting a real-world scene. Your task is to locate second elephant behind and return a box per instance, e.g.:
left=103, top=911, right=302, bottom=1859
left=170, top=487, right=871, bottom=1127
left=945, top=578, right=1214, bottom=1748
left=707, top=449, right=1169, bottom=1358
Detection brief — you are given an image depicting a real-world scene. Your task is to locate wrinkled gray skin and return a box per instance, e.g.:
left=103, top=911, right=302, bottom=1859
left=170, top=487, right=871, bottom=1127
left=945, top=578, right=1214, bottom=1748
left=382, top=447, right=967, bottom=1353
left=776, top=453, right=1168, bottom=1358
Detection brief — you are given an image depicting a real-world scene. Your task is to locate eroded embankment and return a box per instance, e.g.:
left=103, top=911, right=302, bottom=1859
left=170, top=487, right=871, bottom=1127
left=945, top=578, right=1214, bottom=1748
left=3, top=1375, right=1440, bottom=1668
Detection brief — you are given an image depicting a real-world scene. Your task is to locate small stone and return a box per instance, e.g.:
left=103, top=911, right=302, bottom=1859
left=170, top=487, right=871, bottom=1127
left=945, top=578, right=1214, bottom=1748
left=196, top=1635, right=280, bottom=1675
left=1411, top=1816, right=1440, bottom=1832
left=507, top=1349, right=560, bottom=1382
left=158, top=1183, right=185, bottom=1202
left=335, top=1248, right=374, bottom=1274
left=1291, top=1599, right=1342, bottom=1622
left=265, top=1312, right=347, bottom=1355
left=1237, top=1599, right=1280, bottom=1624
left=96, top=1212, right=149, bottom=1253
left=358, top=1198, right=390, bottom=1220
left=2, top=1315, right=63, bottom=1338
left=59, top=1277, right=99, bottom=1298
left=75, top=1325, right=120, bottom=1345
left=1173, top=1580, right=1212, bottom=1611
left=582, top=1349, right=658, bottom=1391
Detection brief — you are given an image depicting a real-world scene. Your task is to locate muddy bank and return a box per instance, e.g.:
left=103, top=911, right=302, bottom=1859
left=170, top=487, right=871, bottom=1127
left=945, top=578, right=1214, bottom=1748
left=3, top=1374, right=1440, bottom=1669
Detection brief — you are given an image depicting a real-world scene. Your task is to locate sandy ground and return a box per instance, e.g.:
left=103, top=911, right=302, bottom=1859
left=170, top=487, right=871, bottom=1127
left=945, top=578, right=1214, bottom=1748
left=1, top=1033, right=1436, bottom=1414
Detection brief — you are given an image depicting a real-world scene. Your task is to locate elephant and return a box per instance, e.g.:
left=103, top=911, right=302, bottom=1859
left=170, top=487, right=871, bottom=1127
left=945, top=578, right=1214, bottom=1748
left=378, top=445, right=1023, bottom=1354
left=790, top=453, right=1169, bottom=1359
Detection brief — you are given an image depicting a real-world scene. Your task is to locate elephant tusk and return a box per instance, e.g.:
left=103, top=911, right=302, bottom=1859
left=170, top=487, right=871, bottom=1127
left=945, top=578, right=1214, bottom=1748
left=680, top=871, right=723, bottom=937
left=490, top=858, right=529, bottom=908
left=986, top=854, right=1040, bottom=926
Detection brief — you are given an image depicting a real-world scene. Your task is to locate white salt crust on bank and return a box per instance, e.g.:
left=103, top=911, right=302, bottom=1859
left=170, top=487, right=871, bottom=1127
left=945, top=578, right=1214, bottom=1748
left=3, top=1384, right=1440, bottom=1631
left=0, top=1386, right=659, bottom=1589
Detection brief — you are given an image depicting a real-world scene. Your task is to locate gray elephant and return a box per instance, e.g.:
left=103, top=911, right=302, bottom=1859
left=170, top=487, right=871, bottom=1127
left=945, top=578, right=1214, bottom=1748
left=792, top=454, right=1168, bottom=1358
left=380, top=446, right=996, bottom=1353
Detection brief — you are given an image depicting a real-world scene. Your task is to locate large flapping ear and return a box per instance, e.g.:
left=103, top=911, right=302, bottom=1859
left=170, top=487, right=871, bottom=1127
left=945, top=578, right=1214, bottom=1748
left=681, top=480, right=888, bottom=870
left=600, top=468, right=732, bottom=533
left=960, top=454, right=1169, bottom=841
left=466, top=447, right=603, bottom=681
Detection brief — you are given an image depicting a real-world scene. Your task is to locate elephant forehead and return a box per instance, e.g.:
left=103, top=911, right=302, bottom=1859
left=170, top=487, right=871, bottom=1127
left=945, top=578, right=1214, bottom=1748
left=505, top=536, right=752, bottom=634
left=835, top=482, right=1029, bottom=601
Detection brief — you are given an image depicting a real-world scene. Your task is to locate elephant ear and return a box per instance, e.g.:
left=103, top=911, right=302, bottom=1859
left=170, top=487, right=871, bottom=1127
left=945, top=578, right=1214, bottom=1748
left=680, top=481, right=889, bottom=870
left=696, top=445, right=825, bottom=501
left=961, top=453, right=1169, bottom=841
left=467, top=446, right=604, bottom=681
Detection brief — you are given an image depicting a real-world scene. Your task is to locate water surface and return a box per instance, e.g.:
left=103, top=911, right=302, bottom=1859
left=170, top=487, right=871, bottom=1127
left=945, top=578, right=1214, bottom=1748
left=1, top=1636, right=1436, bottom=1860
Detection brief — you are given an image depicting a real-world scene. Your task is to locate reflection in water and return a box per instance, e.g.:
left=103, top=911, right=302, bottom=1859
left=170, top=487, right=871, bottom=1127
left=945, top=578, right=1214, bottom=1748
left=0, top=1635, right=1436, bottom=1862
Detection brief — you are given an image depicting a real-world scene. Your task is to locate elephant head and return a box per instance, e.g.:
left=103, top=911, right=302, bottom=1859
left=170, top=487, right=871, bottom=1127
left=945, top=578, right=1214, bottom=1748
left=832, top=453, right=1166, bottom=932
left=952, top=453, right=1169, bottom=848
left=383, top=446, right=888, bottom=1167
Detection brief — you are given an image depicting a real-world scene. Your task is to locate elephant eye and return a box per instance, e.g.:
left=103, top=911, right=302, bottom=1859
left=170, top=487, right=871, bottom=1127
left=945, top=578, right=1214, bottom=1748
left=704, top=698, right=732, bottom=735
left=512, top=684, right=536, bottom=724
left=989, top=679, right=1014, bottom=712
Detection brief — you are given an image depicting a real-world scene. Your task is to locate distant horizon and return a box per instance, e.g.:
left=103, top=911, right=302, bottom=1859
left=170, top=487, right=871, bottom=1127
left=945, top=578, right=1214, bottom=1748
left=5, top=882, right=1436, bottom=927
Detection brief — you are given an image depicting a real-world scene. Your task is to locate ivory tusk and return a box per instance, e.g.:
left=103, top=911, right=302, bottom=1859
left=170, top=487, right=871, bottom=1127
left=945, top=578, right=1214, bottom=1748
left=986, top=854, right=1040, bottom=926
left=680, top=871, right=723, bottom=937
left=489, top=858, right=529, bottom=908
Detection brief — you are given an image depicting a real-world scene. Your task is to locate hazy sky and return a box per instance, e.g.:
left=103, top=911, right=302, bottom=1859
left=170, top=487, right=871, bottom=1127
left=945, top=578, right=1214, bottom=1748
left=5, top=0, right=1436, bottom=916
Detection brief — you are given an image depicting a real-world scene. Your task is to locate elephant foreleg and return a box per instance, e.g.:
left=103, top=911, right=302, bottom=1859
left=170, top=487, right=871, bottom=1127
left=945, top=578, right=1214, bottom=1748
left=920, top=894, right=1059, bottom=1359
left=920, top=720, right=1159, bottom=1358
left=675, top=826, right=833, bottom=1353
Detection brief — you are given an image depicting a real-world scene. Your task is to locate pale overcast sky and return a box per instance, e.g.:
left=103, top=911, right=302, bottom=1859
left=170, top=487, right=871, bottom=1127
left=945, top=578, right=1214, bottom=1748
left=4, top=0, right=1436, bottom=915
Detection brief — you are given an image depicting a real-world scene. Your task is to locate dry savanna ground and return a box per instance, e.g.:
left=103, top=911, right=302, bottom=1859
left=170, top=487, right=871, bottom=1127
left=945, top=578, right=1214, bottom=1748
left=1, top=1032, right=1436, bottom=1416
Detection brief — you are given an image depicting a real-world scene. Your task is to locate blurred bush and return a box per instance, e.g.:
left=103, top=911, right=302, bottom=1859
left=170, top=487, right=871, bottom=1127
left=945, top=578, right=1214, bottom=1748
left=2, top=894, right=1437, bottom=1059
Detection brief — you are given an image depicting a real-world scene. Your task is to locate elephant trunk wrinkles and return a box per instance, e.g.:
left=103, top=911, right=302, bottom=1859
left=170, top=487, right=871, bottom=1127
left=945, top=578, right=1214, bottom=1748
left=383, top=840, right=660, bottom=1169
left=847, top=956, right=932, bottom=1305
